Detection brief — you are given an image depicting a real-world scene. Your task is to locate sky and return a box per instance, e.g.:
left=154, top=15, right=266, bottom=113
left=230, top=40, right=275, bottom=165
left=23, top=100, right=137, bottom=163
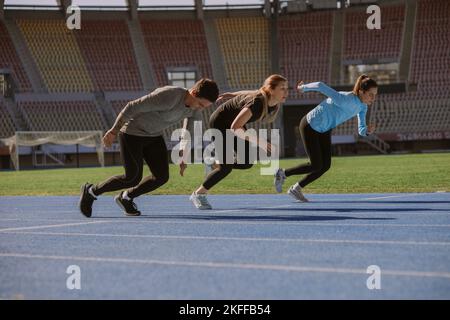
left=4, top=0, right=267, bottom=6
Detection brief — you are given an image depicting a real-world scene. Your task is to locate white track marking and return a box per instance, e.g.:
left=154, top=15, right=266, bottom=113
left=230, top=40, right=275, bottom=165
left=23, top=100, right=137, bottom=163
left=211, top=204, right=292, bottom=213
left=3, top=230, right=450, bottom=246
left=362, top=194, right=422, bottom=200
left=0, top=221, right=111, bottom=232
left=0, top=218, right=449, bottom=228
left=1, top=252, right=449, bottom=279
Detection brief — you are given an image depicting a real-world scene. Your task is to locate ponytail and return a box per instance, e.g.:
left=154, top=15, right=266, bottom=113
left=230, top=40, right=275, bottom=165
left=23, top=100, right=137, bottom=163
left=352, top=74, right=378, bottom=95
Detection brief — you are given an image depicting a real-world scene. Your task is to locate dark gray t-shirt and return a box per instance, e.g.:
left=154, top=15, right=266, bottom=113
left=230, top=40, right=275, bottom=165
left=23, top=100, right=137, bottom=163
left=112, top=86, right=203, bottom=137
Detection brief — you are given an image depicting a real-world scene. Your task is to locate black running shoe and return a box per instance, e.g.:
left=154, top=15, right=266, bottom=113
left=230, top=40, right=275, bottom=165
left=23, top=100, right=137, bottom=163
left=114, top=191, right=141, bottom=216
left=79, top=183, right=97, bottom=218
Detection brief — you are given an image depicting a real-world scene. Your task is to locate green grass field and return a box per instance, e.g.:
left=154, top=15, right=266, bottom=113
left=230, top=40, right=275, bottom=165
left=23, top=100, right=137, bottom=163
left=1, top=153, right=449, bottom=196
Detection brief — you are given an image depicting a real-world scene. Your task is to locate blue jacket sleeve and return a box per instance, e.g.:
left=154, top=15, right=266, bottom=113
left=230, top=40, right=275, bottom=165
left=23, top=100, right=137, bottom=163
left=357, top=107, right=368, bottom=136
left=301, top=82, right=350, bottom=107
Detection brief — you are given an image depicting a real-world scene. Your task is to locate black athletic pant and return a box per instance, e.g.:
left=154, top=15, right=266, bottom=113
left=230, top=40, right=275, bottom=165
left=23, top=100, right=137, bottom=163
left=93, top=132, right=169, bottom=198
left=284, top=116, right=332, bottom=188
left=202, top=126, right=253, bottom=191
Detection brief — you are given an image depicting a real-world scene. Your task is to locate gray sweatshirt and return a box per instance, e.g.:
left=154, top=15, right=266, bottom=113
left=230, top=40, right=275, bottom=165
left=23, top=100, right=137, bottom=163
left=112, top=86, right=203, bottom=138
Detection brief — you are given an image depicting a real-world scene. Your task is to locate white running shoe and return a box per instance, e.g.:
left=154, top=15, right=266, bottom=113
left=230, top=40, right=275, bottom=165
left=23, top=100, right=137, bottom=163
left=287, top=184, right=309, bottom=202
left=190, top=192, right=212, bottom=210
left=274, top=168, right=286, bottom=193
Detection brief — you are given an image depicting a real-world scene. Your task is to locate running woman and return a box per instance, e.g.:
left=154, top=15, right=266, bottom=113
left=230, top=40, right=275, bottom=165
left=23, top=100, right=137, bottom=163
left=274, top=74, right=378, bottom=201
left=190, top=74, right=288, bottom=210
left=79, top=79, right=219, bottom=217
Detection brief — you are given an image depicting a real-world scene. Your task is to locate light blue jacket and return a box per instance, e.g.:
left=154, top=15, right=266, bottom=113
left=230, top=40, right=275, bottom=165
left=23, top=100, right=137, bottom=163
left=301, top=82, right=369, bottom=136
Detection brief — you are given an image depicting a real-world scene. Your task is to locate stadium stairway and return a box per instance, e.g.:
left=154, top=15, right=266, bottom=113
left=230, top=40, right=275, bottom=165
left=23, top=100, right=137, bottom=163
left=330, top=10, right=344, bottom=85
left=93, top=92, right=116, bottom=129
left=3, top=19, right=46, bottom=93
left=202, top=17, right=228, bottom=90
left=2, top=97, right=28, bottom=132
left=399, top=0, right=418, bottom=81
left=357, top=134, right=391, bottom=154
left=126, top=19, right=156, bottom=91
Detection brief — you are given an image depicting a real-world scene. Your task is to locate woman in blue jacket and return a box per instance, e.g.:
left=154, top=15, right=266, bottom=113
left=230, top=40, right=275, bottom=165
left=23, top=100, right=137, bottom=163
left=274, top=74, right=378, bottom=201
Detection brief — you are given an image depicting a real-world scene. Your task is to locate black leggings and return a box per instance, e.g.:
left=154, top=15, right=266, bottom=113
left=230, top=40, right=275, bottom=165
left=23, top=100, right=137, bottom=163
left=284, top=116, right=332, bottom=188
left=93, top=132, right=169, bottom=198
left=202, top=127, right=253, bottom=190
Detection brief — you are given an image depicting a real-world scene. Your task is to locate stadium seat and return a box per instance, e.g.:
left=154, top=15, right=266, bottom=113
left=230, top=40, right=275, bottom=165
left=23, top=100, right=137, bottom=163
left=18, top=100, right=108, bottom=132
left=215, top=17, right=270, bottom=90
left=16, top=19, right=94, bottom=93
left=139, top=19, right=213, bottom=87
left=74, top=20, right=143, bottom=92
left=278, top=12, right=333, bottom=100
left=0, top=21, right=32, bottom=92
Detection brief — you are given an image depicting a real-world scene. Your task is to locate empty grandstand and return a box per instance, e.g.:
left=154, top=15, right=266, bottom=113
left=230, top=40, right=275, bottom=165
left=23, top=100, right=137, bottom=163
left=0, top=20, right=32, bottom=92
left=0, top=0, right=449, bottom=169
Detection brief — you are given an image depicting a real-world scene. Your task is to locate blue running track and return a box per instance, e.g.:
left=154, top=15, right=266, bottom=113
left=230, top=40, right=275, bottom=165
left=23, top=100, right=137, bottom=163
left=0, top=193, right=449, bottom=299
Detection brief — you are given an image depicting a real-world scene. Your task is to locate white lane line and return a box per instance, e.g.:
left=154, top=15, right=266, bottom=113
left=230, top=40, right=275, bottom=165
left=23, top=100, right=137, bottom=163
left=3, top=230, right=450, bottom=246
left=1, top=207, right=449, bottom=217
left=120, top=221, right=450, bottom=228
left=156, top=211, right=450, bottom=216
left=164, top=209, right=450, bottom=216
left=212, top=204, right=293, bottom=214
left=0, top=221, right=112, bottom=232
left=1, top=218, right=449, bottom=228
left=1, top=252, right=449, bottom=279
left=0, top=219, right=78, bottom=222
left=6, top=210, right=447, bottom=216
left=362, top=194, right=422, bottom=200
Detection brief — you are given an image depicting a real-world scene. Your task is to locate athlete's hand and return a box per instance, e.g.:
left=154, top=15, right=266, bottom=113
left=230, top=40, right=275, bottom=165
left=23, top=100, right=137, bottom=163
left=179, top=161, right=187, bottom=177
left=296, top=80, right=304, bottom=93
left=178, top=150, right=188, bottom=176
left=367, top=124, right=376, bottom=135
left=103, top=129, right=117, bottom=148
left=266, top=142, right=277, bottom=156
left=260, top=140, right=272, bottom=155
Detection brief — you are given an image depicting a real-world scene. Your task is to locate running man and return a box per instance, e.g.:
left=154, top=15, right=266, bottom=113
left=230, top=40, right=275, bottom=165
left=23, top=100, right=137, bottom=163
left=79, top=78, right=219, bottom=217
left=274, top=74, right=378, bottom=202
left=190, top=74, right=288, bottom=210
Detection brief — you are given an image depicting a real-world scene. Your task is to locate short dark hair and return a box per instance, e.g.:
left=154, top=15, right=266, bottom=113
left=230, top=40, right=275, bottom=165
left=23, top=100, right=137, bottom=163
left=191, top=78, right=219, bottom=103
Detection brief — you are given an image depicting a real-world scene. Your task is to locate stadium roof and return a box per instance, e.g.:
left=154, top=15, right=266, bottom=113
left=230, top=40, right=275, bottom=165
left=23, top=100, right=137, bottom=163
left=4, top=0, right=266, bottom=7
